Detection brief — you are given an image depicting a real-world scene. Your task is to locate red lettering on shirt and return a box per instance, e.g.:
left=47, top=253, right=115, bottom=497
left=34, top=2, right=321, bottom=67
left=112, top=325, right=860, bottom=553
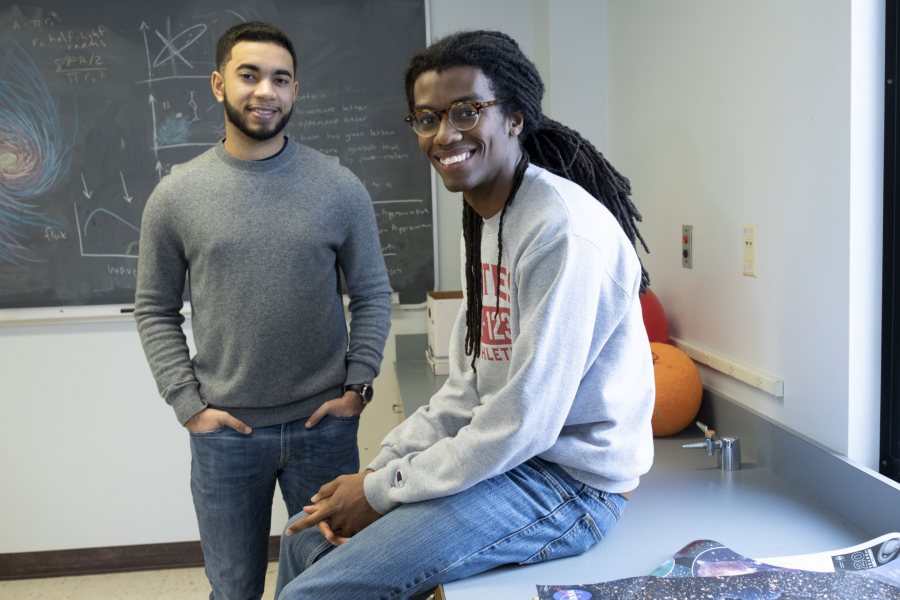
left=481, top=263, right=510, bottom=303
left=480, top=262, right=511, bottom=362
left=481, top=305, right=510, bottom=345
left=479, top=344, right=511, bottom=361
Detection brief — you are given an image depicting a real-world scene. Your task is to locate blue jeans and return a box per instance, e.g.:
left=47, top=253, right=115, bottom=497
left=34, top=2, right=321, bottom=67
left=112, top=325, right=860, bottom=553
left=275, top=458, right=628, bottom=600
left=189, top=414, right=360, bottom=600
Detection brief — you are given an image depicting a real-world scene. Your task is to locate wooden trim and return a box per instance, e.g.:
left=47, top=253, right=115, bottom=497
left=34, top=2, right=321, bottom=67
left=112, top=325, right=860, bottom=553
left=0, top=536, right=280, bottom=581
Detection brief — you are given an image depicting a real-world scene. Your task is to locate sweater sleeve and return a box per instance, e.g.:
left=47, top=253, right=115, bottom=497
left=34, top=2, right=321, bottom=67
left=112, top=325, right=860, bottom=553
left=339, top=176, right=394, bottom=386
left=363, top=234, right=635, bottom=514
left=133, top=186, right=206, bottom=425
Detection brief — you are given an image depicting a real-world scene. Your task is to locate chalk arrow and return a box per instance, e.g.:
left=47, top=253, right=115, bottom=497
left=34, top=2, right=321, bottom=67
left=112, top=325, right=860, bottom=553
left=140, top=22, right=152, bottom=82
left=149, top=94, right=159, bottom=152
left=120, top=172, right=133, bottom=202
left=80, top=173, right=93, bottom=199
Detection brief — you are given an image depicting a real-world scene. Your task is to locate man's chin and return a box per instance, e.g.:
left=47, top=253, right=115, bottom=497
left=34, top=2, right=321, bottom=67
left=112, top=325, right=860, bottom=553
left=243, top=124, right=283, bottom=141
left=233, top=113, right=292, bottom=142
left=435, top=173, right=467, bottom=194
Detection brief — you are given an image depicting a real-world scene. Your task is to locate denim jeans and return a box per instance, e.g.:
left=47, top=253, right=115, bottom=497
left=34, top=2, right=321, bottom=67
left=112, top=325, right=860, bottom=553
left=189, top=414, right=360, bottom=600
left=275, top=458, right=628, bottom=600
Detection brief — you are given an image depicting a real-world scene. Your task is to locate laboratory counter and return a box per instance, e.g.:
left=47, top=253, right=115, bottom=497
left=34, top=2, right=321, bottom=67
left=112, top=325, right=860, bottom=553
left=393, top=334, right=900, bottom=599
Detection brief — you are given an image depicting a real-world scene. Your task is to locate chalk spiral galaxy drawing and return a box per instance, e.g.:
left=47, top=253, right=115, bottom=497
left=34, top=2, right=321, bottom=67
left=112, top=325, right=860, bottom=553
left=0, top=43, right=73, bottom=265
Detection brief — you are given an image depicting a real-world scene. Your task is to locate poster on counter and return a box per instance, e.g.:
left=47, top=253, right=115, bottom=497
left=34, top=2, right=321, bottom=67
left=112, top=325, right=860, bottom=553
left=535, top=532, right=900, bottom=599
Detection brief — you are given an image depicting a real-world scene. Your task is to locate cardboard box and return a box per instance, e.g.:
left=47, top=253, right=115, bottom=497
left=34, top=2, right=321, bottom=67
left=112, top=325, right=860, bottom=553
left=426, top=290, right=463, bottom=359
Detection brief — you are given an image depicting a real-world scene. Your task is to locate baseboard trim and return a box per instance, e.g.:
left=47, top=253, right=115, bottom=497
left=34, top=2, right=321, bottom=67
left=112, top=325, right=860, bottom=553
left=0, top=536, right=280, bottom=581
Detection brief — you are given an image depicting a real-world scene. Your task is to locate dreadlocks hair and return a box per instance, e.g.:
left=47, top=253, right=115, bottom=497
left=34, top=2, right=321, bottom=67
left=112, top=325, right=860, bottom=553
left=405, top=30, right=649, bottom=370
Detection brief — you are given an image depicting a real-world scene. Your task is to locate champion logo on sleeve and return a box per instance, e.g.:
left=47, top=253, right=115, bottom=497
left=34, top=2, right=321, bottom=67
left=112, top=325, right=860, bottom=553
left=394, top=470, right=404, bottom=487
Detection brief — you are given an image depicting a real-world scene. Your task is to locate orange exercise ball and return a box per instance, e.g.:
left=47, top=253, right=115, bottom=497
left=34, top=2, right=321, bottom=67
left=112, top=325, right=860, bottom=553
left=640, top=288, right=670, bottom=343
left=650, top=342, right=702, bottom=437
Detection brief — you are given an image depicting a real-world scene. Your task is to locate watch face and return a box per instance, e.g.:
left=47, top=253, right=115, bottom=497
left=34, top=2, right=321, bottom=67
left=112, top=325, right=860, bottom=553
left=360, top=384, right=374, bottom=402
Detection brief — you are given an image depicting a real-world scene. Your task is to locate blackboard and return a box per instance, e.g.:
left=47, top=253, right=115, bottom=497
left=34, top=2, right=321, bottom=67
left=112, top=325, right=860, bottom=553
left=0, top=0, right=433, bottom=309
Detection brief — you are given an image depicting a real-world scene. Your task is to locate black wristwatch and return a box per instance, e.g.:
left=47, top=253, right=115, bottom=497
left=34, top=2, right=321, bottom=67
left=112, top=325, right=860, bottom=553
left=343, top=383, right=374, bottom=407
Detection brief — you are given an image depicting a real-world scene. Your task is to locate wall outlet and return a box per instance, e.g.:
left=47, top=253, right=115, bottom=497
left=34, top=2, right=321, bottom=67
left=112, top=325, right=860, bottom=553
left=682, top=225, right=692, bottom=269
left=743, top=225, right=756, bottom=277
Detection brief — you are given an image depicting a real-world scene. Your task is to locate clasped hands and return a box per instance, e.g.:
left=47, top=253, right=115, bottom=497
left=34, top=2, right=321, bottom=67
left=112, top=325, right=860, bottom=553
left=285, top=471, right=382, bottom=545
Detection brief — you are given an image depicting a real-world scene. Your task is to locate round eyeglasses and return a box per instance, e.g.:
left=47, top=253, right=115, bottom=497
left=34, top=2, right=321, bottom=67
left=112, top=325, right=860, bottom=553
left=404, top=100, right=503, bottom=137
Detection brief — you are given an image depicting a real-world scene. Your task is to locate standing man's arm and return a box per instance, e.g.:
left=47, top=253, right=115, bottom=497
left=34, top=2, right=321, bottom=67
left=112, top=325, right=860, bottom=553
left=134, top=187, right=249, bottom=433
left=304, top=176, right=393, bottom=427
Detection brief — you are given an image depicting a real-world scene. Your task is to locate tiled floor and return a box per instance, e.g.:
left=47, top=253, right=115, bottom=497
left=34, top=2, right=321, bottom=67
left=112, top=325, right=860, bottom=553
left=0, top=563, right=278, bottom=600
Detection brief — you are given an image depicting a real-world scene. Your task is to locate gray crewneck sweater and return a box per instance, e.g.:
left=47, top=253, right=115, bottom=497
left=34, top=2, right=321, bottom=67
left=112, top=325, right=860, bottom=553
left=364, top=165, right=654, bottom=514
left=135, top=139, right=393, bottom=427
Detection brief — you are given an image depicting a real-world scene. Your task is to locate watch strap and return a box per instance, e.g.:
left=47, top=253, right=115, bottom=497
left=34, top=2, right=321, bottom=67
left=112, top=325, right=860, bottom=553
left=343, top=383, right=373, bottom=406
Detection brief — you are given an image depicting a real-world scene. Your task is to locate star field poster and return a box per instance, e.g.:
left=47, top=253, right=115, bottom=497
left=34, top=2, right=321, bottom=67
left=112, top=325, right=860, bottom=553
left=536, top=533, right=900, bottom=600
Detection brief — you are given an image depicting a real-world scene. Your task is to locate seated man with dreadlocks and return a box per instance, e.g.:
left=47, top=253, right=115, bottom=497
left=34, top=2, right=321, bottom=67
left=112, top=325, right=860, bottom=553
left=275, top=30, right=654, bottom=600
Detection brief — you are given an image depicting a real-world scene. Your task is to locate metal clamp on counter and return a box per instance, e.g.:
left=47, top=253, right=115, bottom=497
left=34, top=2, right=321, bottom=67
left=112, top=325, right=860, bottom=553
left=682, top=421, right=741, bottom=471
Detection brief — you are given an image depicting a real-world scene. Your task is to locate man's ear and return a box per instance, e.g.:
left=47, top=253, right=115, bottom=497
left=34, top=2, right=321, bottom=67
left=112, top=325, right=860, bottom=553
left=509, top=110, right=524, bottom=137
left=211, top=71, right=225, bottom=103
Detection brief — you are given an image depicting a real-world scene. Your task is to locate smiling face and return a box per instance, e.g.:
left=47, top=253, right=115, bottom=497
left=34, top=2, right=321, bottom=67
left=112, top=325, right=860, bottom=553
left=211, top=40, right=298, bottom=159
left=412, top=66, right=523, bottom=217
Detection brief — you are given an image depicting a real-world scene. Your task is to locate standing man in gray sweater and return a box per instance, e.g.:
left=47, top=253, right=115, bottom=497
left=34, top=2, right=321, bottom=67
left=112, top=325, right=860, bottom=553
left=134, top=21, right=392, bottom=600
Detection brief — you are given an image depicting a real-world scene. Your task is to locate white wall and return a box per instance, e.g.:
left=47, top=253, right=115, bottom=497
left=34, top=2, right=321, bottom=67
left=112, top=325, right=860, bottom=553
left=1, top=319, right=197, bottom=551
left=0, top=310, right=424, bottom=553
left=605, top=0, right=883, bottom=464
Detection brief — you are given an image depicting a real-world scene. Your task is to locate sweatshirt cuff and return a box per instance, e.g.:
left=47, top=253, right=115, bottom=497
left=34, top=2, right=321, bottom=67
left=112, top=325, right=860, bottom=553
left=363, top=465, right=402, bottom=515
left=365, top=448, right=397, bottom=474
left=166, top=382, right=207, bottom=425
left=345, top=361, right=377, bottom=386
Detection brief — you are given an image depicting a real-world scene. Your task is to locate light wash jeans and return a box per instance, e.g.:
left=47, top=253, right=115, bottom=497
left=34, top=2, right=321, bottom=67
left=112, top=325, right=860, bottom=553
left=276, top=458, right=628, bottom=600
left=189, top=414, right=360, bottom=600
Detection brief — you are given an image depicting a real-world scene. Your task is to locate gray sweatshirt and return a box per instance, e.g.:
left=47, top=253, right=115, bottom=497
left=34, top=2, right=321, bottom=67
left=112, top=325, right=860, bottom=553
left=364, top=165, right=654, bottom=514
left=135, top=139, right=393, bottom=427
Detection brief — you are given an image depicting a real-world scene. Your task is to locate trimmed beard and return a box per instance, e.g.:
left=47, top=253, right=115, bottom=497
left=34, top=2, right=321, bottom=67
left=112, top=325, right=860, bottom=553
left=223, top=92, right=293, bottom=141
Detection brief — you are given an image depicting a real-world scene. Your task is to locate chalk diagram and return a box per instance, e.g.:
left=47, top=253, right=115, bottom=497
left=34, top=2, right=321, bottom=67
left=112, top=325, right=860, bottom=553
left=139, top=17, right=226, bottom=159
left=0, top=43, right=72, bottom=266
left=78, top=16, right=227, bottom=259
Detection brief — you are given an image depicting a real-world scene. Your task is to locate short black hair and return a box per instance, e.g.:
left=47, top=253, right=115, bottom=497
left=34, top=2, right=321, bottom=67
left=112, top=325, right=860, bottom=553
left=215, top=21, right=297, bottom=74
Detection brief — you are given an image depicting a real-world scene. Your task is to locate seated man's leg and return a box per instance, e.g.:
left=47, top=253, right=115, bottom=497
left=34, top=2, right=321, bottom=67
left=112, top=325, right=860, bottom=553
left=276, top=513, right=337, bottom=594
left=276, top=459, right=628, bottom=600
